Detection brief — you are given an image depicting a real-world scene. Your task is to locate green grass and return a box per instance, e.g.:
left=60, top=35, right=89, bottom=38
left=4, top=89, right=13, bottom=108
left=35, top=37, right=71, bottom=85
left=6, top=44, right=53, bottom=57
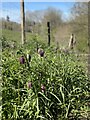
left=1, top=42, right=90, bottom=119
left=1, top=27, right=89, bottom=54
left=1, top=29, right=89, bottom=68
left=1, top=29, right=48, bottom=46
left=1, top=28, right=90, bottom=120
left=2, top=29, right=21, bottom=42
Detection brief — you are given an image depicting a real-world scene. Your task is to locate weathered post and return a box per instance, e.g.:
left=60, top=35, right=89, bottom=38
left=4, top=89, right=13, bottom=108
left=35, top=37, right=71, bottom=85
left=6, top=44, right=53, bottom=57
left=20, top=0, right=26, bottom=45
left=88, top=1, right=90, bottom=76
left=69, top=33, right=76, bottom=50
left=47, top=22, right=51, bottom=46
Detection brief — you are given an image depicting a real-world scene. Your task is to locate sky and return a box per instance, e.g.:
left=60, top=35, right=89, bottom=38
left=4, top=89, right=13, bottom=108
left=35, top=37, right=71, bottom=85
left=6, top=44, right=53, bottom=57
left=1, top=2, right=75, bottom=22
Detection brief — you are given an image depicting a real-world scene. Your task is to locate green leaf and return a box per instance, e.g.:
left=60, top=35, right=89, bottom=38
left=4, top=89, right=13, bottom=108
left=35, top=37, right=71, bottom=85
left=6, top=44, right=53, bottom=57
left=37, top=115, right=47, bottom=120
left=38, top=92, right=51, bottom=101
left=49, top=92, right=62, bottom=103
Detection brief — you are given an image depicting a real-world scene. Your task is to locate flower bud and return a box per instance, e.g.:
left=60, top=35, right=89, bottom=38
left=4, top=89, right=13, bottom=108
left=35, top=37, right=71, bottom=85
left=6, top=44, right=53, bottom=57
left=19, top=56, right=25, bottom=64
left=41, top=84, right=45, bottom=92
left=38, top=48, right=44, bottom=57
left=27, top=82, right=32, bottom=89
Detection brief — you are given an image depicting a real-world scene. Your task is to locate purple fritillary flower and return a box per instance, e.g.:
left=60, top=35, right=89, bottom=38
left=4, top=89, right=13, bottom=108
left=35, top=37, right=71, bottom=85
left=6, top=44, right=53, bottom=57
left=41, top=84, right=45, bottom=92
left=27, top=82, right=32, bottom=89
left=19, top=56, right=25, bottom=64
left=38, top=48, right=44, bottom=57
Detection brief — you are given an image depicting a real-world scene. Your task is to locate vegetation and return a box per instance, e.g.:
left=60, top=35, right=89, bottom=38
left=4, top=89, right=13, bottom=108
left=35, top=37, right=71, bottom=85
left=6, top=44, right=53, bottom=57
left=1, top=35, right=90, bottom=119
left=70, top=2, right=88, bottom=53
left=1, top=2, right=90, bottom=120
left=1, top=2, right=88, bottom=53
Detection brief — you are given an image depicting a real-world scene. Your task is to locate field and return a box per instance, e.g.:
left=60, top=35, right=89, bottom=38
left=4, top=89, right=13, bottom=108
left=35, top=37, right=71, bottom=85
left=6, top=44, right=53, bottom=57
left=0, top=28, right=90, bottom=120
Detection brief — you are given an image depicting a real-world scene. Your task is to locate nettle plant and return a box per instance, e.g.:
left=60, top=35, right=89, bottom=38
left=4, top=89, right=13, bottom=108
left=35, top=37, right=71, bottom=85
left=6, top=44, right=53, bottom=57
left=2, top=48, right=90, bottom=120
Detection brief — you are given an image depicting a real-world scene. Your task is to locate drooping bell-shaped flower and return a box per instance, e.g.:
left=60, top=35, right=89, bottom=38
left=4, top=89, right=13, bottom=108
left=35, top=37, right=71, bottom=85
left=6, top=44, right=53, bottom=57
left=27, top=81, right=32, bottom=89
left=19, top=56, right=25, bottom=64
left=41, top=84, right=45, bottom=92
left=38, top=48, right=44, bottom=57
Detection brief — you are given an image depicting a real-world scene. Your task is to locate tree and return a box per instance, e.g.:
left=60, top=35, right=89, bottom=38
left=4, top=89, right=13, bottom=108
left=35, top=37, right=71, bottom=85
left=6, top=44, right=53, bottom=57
left=71, top=2, right=88, bottom=32
left=26, top=10, right=44, bottom=23
left=43, top=7, right=63, bottom=31
left=6, top=15, right=10, bottom=22
left=25, top=10, right=44, bottom=33
left=70, top=2, right=88, bottom=53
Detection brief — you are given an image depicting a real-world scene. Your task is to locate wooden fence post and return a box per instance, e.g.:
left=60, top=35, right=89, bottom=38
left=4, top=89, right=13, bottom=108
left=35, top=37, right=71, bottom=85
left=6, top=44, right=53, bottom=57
left=88, top=1, right=90, bottom=76
left=47, top=22, right=51, bottom=46
left=20, top=0, right=26, bottom=45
